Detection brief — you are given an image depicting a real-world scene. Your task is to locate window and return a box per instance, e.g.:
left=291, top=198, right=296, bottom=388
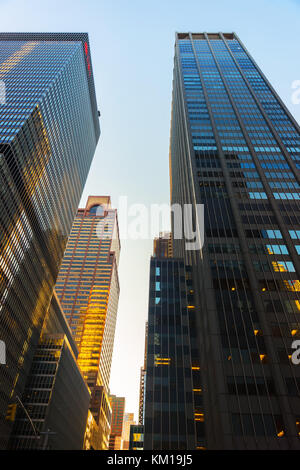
left=89, top=204, right=104, bottom=215
left=272, top=260, right=296, bottom=272
left=289, top=230, right=300, bottom=240
left=261, top=229, right=282, bottom=239
left=273, top=192, right=300, bottom=201
left=227, top=376, right=275, bottom=395
left=232, top=414, right=285, bottom=436
left=249, top=192, right=268, bottom=200
left=285, top=377, right=300, bottom=395
left=266, top=244, right=288, bottom=255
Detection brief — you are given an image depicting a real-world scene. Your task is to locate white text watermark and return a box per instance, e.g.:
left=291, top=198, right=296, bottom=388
left=95, top=197, right=205, bottom=251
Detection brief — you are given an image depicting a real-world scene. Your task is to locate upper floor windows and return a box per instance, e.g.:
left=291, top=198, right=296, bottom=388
left=272, top=261, right=296, bottom=273
left=289, top=230, right=300, bottom=240
left=261, top=229, right=282, bottom=239
left=231, top=413, right=285, bottom=437
left=273, top=192, right=300, bottom=201
left=249, top=192, right=268, bottom=200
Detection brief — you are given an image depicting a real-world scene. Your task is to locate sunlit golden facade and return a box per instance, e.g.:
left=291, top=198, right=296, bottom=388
left=55, top=196, right=120, bottom=449
left=83, top=410, right=98, bottom=450
left=88, top=385, right=112, bottom=450
left=55, top=196, right=120, bottom=391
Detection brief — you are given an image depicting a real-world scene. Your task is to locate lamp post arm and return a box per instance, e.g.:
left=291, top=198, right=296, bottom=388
left=15, top=395, right=38, bottom=437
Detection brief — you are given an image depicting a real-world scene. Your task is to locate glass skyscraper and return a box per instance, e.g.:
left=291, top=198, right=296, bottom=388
left=109, top=395, right=125, bottom=450
left=0, top=33, right=99, bottom=448
left=55, top=196, right=120, bottom=391
left=144, top=240, right=199, bottom=449
left=169, top=32, right=300, bottom=449
left=55, top=196, right=120, bottom=449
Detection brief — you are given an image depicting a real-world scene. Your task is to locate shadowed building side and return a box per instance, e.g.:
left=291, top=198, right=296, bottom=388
left=9, top=291, right=91, bottom=449
left=144, top=234, right=198, bottom=449
left=170, top=32, right=300, bottom=449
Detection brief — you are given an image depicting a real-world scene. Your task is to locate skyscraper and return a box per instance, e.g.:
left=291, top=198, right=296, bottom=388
left=122, top=412, right=136, bottom=450
left=109, top=395, right=125, bottom=450
left=89, top=385, right=112, bottom=450
left=144, top=250, right=198, bottom=450
left=0, top=33, right=99, bottom=448
left=55, top=196, right=120, bottom=391
left=55, top=196, right=120, bottom=448
left=169, top=32, right=300, bottom=449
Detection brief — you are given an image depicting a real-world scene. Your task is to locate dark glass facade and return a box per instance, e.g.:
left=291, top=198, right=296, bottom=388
left=9, top=291, right=90, bottom=449
left=129, top=424, right=144, bottom=450
left=170, top=32, right=300, bottom=449
left=0, top=33, right=99, bottom=448
left=144, top=257, right=197, bottom=450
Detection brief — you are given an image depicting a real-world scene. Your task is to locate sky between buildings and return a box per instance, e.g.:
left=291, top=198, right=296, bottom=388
left=1, top=0, right=300, bottom=419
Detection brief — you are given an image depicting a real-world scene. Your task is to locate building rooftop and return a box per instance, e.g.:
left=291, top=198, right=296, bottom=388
left=0, top=32, right=100, bottom=138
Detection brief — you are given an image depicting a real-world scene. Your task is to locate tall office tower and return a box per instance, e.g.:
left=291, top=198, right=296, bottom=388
left=144, top=255, right=198, bottom=450
left=153, top=232, right=173, bottom=258
left=122, top=412, right=136, bottom=450
left=88, top=385, right=112, bottom=450
left=55, top=196, right=120, bottom=389
left=0, top=33, right=99, bottom=448
left=109, top=395, right=125, bottom=450
left=169, top=32, right=300, bottom=449
left=138, top=322, right=148, bottom=425
left=9, top=291, right=91, bottom=449
left=83, top=410, right=99, bottom=450
left=55, top=196, right=120, bottom=448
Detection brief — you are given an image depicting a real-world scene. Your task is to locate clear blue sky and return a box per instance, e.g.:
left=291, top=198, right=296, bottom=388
left=2, top=0, right=300, bottom=420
